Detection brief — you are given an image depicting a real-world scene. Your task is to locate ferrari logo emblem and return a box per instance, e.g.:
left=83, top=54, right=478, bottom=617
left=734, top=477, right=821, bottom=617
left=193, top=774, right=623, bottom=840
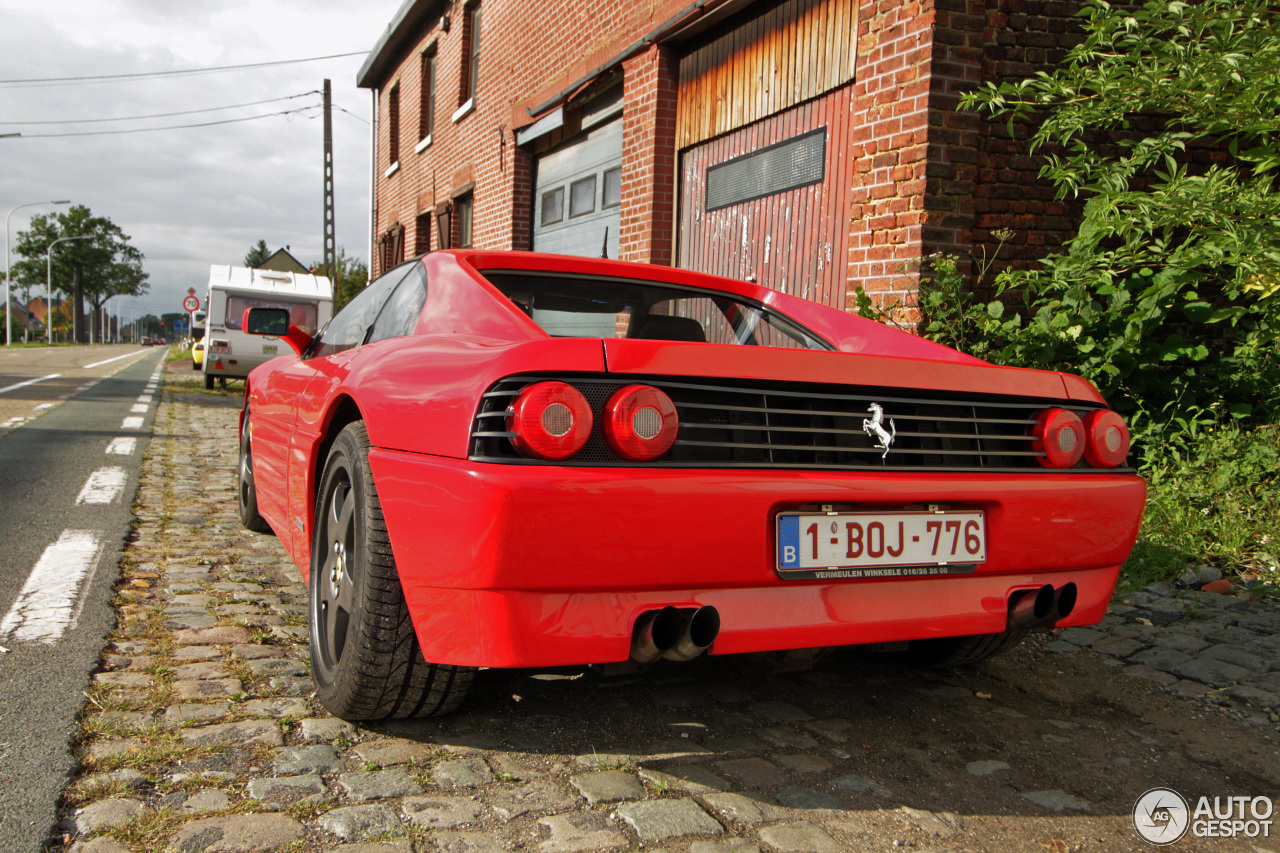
left=863, top=403, right=896, bottom=458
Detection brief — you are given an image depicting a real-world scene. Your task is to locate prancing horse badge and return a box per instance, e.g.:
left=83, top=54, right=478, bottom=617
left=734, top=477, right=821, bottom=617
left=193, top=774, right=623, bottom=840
left=863, top=402, right=896, bottom=458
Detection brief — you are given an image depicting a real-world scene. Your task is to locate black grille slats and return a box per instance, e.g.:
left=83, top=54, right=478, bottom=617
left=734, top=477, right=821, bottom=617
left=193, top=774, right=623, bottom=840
left=469, top=374, right=1127, bottom=473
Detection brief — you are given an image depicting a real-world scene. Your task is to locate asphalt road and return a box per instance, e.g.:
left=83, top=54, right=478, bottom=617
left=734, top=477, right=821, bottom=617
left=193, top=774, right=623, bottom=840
left=0, top=345, right=166, bottom=853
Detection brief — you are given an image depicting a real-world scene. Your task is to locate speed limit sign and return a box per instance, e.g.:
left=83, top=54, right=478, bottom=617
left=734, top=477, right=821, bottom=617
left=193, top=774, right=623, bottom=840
left=183, top=295, right=199, bottom=312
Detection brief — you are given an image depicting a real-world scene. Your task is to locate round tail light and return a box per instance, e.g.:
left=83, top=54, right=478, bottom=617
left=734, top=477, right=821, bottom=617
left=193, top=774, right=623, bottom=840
left=506, top=381, right=593, bottom=460
left=603, top=384, right=679, bottom=461
left=1032, top=408, right=1085, bottom=468
left=1083, top=410, right=1130, bottom=468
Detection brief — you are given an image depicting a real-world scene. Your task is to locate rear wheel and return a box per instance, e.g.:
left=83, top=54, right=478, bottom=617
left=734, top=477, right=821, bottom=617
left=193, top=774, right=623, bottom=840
left=309, top=422, right=473, bottom=720
left=237, top=413, right=271, bottom=533
left=902, top=629, right=1029, bottom=667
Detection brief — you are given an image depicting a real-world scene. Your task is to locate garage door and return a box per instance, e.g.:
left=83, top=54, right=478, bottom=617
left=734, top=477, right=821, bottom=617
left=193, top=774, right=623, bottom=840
left=532, top=118, right=621, bottom=259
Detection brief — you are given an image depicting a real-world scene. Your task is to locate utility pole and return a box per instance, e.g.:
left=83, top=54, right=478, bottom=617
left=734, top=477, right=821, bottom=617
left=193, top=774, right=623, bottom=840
left=322, top=79, right=336, bottom=284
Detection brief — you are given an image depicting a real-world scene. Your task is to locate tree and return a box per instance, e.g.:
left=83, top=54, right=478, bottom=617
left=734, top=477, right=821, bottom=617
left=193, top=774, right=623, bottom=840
left=244, top=240, right=271, bottom=268
left=956, top=0, right=1280, bottom=444
left=13, top=205, right=149, bottom=344
left=315, top=246, right=369, bottom=311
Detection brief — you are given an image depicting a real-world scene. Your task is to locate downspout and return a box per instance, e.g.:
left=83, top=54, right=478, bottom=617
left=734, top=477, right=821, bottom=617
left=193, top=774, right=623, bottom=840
left=369, top=87, right=379, bottom=274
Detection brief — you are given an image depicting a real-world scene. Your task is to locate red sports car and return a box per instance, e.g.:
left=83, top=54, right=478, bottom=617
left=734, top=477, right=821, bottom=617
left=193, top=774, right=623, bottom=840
left=238, top=250, right=1146, bottom=721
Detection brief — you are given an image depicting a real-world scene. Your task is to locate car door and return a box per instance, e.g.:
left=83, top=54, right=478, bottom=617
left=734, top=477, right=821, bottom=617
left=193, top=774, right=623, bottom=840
left=282, top=261, right=427, bottom=562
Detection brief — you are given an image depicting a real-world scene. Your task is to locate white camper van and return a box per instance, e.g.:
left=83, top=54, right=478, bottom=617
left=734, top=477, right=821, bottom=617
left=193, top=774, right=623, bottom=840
left=203, top=265, right=333, bottom=389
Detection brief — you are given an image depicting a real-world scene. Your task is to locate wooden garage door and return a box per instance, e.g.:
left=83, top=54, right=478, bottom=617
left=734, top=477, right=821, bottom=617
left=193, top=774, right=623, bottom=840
left=532, top=118, right=622, bottom=259
left=676, top=86, right=853, bottom=310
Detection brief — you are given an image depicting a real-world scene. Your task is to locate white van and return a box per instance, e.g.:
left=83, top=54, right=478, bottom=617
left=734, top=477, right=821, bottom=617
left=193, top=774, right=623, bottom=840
left=203, top=265, right=333, bottom=389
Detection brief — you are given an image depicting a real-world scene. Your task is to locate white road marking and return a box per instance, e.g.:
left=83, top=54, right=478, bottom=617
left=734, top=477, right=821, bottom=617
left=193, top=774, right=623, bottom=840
left=0, top=530, right=104, bottom=644
left=121, top=416, right=144, bottom=430
left=84, top=350, right=147, bottom=369
left=76, top=467, right=128, bottom=505
left=106, top=437, right=137, bottom=455
left=0, top=373, right=60, bottom=396
left=130, top=403, right=148, bottom=413
left=2, top=417, right=30, bottom=429
left=34, top=403, right=56, bottom=411
left=137, top=394, right=153, bottom=403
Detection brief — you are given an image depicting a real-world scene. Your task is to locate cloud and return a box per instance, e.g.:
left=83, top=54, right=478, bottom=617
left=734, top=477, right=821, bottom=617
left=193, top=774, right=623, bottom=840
left=0, top=0, right=394, bottom=317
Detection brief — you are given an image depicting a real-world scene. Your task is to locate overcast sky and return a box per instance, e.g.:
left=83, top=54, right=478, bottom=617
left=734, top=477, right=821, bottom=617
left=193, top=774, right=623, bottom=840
left=1, top=0, right=402, bottom=321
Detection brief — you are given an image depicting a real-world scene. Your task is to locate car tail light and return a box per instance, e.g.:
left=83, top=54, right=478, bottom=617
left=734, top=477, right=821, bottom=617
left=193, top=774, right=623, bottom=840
left=1032, top=408, right=1085, bottom=468
left=506, top=381, right=593, bottom=461
left=603, top=384, right=679, bottom=461
left=1083, top=410, right=1130, bottom=468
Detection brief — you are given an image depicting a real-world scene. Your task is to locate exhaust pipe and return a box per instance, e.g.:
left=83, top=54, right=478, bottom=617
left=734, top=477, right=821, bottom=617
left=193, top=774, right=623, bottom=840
left=630, top=606, right=684, bottom=663
left=662, top=606, right=721, bottom=662
left=1007, top=584, right=1055, bottom=630
left=1051, top=582, right=1077, bottom=623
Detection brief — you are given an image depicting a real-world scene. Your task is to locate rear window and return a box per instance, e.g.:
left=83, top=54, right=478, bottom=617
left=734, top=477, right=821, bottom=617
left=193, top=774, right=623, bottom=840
left=483, top=271, right=829, bottom=350
left=225, top=296, right=319, bottom=334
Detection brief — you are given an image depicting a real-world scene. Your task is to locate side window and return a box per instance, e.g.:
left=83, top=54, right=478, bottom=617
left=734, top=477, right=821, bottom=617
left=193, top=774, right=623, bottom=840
left=368, top=266, right=427, bottom=343
left=310, top=262, right=415, bottom=358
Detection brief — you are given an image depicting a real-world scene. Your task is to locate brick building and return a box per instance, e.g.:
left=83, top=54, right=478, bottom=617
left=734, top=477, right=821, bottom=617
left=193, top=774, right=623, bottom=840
left=357, top=0, right=1084, bottom=317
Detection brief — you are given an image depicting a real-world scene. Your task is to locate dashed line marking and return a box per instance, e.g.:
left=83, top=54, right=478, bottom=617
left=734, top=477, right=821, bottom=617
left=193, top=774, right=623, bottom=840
left=121, top=416, right=144, bottom=430
left=129, top=403, right=148, bottom=413
left=0, top=530, right=105, bottom=644
left=34, top=403, right=56, bottom=411
left=137, top=394, right=153, bottom=403
left=2, top=417, right=30, bottom=429
left=106, top=437, right=137, bottom=455
left=0, top=373, right=60, bottom=396
left=76, top=467, right=128, bottom=505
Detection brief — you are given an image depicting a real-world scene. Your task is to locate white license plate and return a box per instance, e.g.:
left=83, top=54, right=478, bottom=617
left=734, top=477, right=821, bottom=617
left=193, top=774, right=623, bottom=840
left=261, top=344, right=277, bottom=355
left=777, top=510, right=985, bottom=579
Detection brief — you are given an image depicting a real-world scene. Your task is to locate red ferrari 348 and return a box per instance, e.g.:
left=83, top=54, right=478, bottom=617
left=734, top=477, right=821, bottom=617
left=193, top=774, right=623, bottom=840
left=238, top=250, right=1146, bottom=721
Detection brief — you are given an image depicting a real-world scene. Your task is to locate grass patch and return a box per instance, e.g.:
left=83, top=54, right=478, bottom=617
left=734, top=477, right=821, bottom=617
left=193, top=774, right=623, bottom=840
left=1122, top=423, right=1280, bottom=593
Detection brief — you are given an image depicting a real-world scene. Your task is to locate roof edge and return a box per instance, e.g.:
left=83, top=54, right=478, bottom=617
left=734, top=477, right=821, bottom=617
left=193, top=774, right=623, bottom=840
left=357, top=0, right=447, bottom=89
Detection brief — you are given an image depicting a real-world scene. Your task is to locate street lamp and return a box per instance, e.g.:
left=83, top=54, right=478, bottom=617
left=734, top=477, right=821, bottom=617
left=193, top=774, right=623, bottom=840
left=46, top=235, right=91, bottom=344
left=5, top=199, right=71, bottom=346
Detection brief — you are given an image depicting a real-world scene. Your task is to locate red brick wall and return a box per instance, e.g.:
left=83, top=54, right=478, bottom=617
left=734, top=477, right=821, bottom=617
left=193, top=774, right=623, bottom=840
left=620, top=45, right=678, bottom=266
left=844, top=0, right=935, bottom=320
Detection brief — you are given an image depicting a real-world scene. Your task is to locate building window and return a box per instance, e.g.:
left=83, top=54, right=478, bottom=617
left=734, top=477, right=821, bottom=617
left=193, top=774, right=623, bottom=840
left=602, top=167, right=622, bottom=209
left=419, top=48, right=436, bottom=144
left=455, top=193, right=473, bottom=248
left=387, top=84, right=401, bottom=166
left=378, top=224, right=405, bottom=274
left=569, top=176, right=596, bottom=218
left=540, top=187, right=564, bottom=226
left=460, top=2, right=481, bottom=107
left=706, top=128, right=826, bottom=211
left=414, top=211, right=432, bottom=255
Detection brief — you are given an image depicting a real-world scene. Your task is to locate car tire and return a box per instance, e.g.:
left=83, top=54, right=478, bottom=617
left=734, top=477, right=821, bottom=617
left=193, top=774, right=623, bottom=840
left=237, top=414, right=272, bottom=534
left=204, top=372, right=214, bottom=390
left=902, top=628, right=1029, bottom=667
left=309, top=422, right=473, bottom=720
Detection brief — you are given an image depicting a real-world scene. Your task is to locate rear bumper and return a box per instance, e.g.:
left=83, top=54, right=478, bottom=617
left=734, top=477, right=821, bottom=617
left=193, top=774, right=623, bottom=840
left=368, top=450, right=1145, bottom=667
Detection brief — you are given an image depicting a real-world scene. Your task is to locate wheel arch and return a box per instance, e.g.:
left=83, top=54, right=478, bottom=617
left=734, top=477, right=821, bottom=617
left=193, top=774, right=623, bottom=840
left=308, top=395, right=367, bottom=541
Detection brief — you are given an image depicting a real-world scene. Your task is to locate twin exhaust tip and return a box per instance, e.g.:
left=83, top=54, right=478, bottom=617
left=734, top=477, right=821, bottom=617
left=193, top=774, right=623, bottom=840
left=1007, top=582, right=1077, bottom=631
left=631, top=605, right=721, bottom=663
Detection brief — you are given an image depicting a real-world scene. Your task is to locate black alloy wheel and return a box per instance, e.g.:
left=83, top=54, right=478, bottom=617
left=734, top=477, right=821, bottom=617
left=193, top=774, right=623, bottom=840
left=237, top=413, right=271, bottom=533
left=308, top=421, right=472, bottom=720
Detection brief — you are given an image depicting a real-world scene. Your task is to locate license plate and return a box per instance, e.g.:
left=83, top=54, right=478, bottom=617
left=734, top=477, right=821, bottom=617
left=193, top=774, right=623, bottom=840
left=777, top=510, right=985, bottom=579
left=261, top=344, right=277, bottom=355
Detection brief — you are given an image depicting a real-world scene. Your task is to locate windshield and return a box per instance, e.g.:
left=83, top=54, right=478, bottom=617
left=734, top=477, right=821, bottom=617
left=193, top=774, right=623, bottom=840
left=483, top=271, right=830, bottom=350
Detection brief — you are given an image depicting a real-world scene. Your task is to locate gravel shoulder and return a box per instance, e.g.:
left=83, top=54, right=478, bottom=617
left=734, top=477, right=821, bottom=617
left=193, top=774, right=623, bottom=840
left=52, top=365, right=1280, bottom=853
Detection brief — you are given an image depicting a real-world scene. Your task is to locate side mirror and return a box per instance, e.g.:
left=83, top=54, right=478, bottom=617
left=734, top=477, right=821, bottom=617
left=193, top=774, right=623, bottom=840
left=245, top=307, right=289, bottom=336
left=245, top=306, right=313, bottom=356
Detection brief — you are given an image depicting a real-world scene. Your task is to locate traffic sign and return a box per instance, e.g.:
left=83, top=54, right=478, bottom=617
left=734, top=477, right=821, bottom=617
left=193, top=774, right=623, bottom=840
left=183, top=295, right=199, bottom=312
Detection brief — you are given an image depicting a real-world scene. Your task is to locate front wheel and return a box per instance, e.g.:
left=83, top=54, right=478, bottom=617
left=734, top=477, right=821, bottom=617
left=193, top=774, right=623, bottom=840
left=308, top=422, right=473, bottom=720
left=237, top=412, right=271, bottom=533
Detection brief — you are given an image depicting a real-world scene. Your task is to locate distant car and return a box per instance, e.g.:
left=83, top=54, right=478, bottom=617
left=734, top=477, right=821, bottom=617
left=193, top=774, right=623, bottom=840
left=191, top=340, right=204, bottom=370
left=237, top=250, right=1146, bottom=721
left=141, top=337, right=156, bottom=346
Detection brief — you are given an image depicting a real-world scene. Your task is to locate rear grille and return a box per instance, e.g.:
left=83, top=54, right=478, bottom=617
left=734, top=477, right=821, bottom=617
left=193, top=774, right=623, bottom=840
left=469, top=374, right=1127, bottom=473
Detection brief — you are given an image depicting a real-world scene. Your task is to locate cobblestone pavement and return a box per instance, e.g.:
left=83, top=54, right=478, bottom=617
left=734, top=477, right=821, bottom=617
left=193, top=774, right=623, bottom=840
left=55, top=370, right=1279, bottom=853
